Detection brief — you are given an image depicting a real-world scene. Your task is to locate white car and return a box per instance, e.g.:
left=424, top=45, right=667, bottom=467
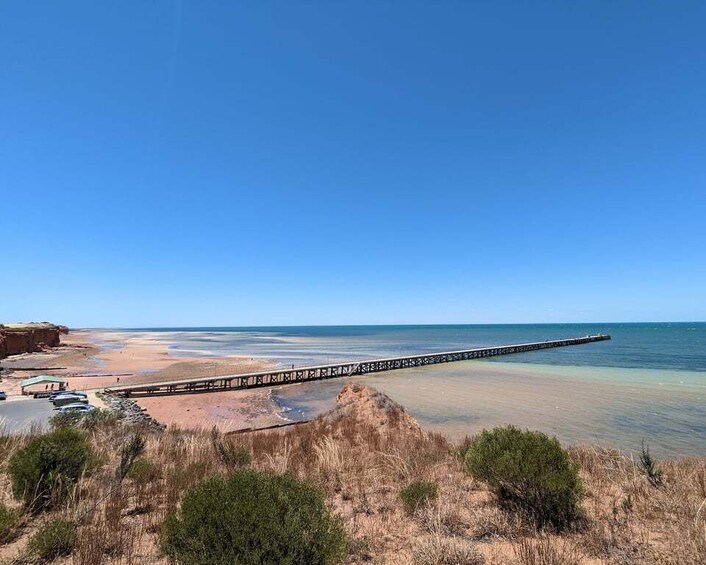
left=52, top=394, right=89, bottom=407
left=55, top=403, right=96, bottom=413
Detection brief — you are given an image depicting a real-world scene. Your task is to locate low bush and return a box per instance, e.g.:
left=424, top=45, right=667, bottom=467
left=127, top=458, right=161, bottom=482
left=7, top=427, right=95, bottom=510
left=400, top=481, right=439, bottom=515
left=0, top=502, right=21, bottom=544
left=29, top=518, right=76, bottom=560
left=464, top=426, right=583, bottom=529
left=160, top=469, right=348, bottom=564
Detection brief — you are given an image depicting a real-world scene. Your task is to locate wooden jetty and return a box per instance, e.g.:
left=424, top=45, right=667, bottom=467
left=104, top=334, right=610, bottom=398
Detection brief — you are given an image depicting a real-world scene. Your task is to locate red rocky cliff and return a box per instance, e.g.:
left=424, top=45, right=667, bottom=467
left=0, top=323, right=68, bottom=359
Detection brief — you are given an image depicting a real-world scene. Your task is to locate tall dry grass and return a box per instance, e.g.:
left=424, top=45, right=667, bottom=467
left=0, top=388, right=704, bottom=564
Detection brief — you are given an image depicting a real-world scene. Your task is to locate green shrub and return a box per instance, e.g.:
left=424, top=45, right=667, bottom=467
left=29, top=519, right=76, bottom=560
left=0, top=502, right=21, bottom=544
left=400, top=481, right=439, bottom=514
left=160, top=469, right=348, bottom=564
left=127, top=458, right=161, bottom=482
left=7, top=427, right=95, bottom=510
left=464, top=426, right=583, bottom=529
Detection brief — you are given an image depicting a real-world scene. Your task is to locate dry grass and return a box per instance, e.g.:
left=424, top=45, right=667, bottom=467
left=0, top=385, right=704, bottom=564
left=512, top=535, right=583, bottom=565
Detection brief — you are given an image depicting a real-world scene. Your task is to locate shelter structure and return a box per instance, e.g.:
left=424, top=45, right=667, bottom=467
left=19, top=375, right=66, bottom=395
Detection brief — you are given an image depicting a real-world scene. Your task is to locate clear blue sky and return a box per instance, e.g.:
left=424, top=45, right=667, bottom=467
left=2, top=1, right=705, bottom=327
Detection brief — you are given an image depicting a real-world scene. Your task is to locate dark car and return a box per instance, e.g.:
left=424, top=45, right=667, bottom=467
left=0, top=390, right=6, bottom=401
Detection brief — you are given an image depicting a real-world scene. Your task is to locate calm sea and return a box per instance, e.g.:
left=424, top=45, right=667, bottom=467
left=123, top=323, right=706, bottom=456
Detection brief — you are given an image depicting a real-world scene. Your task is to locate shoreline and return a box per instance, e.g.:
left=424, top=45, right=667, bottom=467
left=2, top=327, right=705, bottom=456
left=0, top=329, right=288, bottom=432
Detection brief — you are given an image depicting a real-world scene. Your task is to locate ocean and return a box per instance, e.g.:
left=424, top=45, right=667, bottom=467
left=117, top=323, right=706, bottom=456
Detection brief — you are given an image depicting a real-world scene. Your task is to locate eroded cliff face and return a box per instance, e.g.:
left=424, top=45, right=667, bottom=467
left=0, top=323, right=68, bottom=359
left=325, top=383, right=426, bottom=438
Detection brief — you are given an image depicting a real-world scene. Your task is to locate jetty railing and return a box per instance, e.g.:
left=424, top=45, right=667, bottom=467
left=104, top=334, right=610, bottom=398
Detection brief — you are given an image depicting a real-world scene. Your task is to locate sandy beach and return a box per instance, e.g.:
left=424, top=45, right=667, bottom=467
left=0, top=329, right=284, bottom=431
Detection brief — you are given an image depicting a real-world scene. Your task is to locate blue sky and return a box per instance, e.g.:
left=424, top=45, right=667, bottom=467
left=2, top=1, right=705, bottom=327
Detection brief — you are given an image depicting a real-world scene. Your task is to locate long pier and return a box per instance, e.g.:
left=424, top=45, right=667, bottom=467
left=104, top=334, right=610, bottom=398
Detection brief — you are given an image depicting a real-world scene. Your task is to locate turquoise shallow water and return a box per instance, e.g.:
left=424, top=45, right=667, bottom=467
left=116, top=323, right=706, bottom=456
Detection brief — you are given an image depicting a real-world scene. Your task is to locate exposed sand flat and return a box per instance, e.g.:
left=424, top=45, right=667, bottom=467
left=136, top=389, right=284, bottom=432
left=0, top=329, right=283, bottom=431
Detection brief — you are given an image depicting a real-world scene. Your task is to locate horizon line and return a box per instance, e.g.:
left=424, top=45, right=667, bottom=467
left=73, top=320, right=706, bottom=331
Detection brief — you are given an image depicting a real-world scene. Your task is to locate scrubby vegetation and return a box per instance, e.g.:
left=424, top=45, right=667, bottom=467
left=28, top=518, right=76, bottom=560
left=7, top=427, right=95, bottom=510
left=0, top=384, right=705, bottom=564
left=127, top=457, right=160, bottom=482
left=160, top=470, right=347, bottom=564
left=49, top=408, right=122, bottom=431
left=464, top=426, right=583, bottom=529
left=400, top=481, right=439, bottom=515
left=0, top=503, right=20, bottom=544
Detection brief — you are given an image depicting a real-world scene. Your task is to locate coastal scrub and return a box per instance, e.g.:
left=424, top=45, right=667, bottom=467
left=28, top=518, right=76, bottom=560
left=7, top=427, right=95, bottom=511
left=400, top=481, right=439, bottom=515
left=0, top=502, right=21, bottom=544
left=464, top=426, right=583, bottom=529
left=160, top=469, right=348, bottom=564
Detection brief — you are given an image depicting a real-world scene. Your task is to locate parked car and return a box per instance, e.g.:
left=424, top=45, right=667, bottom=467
left=0, top=391, right=6, bottom=401
left=54, top=403, right=95, bottom=413
left=48, top=390, right=87, bottom=401
left=52, top=394, right=89, bottom=407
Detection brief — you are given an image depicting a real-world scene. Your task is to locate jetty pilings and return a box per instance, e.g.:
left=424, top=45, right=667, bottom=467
left=105, top=334, right=611, bottom=398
